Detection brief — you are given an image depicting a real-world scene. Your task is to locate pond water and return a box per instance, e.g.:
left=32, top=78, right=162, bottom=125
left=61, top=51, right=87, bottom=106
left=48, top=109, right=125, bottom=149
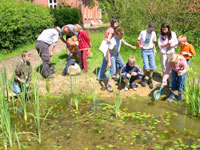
left=5, top=95, right=200, bottom=150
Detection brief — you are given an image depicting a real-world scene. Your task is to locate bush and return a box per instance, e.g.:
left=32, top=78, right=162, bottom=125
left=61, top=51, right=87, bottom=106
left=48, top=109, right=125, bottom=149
left=99, top=0, right=200, bottom=46
left=50, top=8, right=81, bottom=28
left=0, top=0, right=54, bottom=50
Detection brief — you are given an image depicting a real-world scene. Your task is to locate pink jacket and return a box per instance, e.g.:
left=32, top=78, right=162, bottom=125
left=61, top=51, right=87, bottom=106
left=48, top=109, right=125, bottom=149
left=162, top=59, right=187, bottom=83
left=78, top=30, right=91, bottom=50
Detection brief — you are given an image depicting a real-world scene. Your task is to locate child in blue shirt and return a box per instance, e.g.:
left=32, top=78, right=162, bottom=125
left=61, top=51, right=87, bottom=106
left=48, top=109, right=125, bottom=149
left=121, top=56, right=144, bottom=91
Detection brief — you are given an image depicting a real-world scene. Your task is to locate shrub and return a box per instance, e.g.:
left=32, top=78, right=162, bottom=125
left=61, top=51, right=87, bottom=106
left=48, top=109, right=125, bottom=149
left=99, top=0, right=200, bottom=45
left=0, top=0, right=54, bottom=50
left=50, top=8, right=81, bottom=28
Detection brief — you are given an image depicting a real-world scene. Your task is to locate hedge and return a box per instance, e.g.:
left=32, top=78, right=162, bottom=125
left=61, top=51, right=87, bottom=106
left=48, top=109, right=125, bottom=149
left=0, top=0, right=54, bottom=50
left=50, top=8, right=81, bottom=28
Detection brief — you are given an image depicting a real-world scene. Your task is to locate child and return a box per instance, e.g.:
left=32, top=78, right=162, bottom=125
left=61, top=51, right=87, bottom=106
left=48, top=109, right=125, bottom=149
left=137, top=23, right=157, bottom=89
left=161, top=53, right=188, bottom=102
left=97, top=18, right=119, bottom=92
left=178, top=35, right=196, bottom=66
left=107, top=27, right=136, bottom=89
left=158, top=23, right=178, bottom=75
left=13, top=51, right=32, bottom=94
left=121, top=56, right=144, bottom=91
left=73, top=24, right=91, bottom=73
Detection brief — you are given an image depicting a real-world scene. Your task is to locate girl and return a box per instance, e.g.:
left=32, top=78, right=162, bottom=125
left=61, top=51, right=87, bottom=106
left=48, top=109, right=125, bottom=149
left=97, top=18, right=119, bottom=92
left=161, top=53, right=187, bottom=102
left=73, top=24, right=91, bottom=73
left=158, top=23, right=178, bottom=75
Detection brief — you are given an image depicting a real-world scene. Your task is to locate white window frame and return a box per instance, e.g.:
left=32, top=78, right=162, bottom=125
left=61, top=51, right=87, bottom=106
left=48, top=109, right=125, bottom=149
left=48, top=0, right=57, bottom=9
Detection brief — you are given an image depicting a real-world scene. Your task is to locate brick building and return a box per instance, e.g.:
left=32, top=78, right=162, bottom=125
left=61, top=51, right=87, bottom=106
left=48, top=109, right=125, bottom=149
left=33, top=0, right=102, bottom=27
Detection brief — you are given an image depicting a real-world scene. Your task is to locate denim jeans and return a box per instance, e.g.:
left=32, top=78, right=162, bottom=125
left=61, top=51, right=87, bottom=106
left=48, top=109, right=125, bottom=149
left=97, top=57, right=107, bottom=80
left=171, top=70, right=186, bottom=92
left=141, top=49, right=156, bottom=70
left=110, top=54, right=125, bottom=76
left=13, top=83, right=21, bottom=94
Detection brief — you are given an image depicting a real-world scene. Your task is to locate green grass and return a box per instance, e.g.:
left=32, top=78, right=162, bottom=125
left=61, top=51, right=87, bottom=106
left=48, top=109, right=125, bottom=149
left=0, top=42, right=35, bottom=62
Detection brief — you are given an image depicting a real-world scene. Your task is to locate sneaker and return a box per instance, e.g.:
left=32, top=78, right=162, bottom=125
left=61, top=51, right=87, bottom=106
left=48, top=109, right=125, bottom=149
left=115, top=74, right=120, bottom=80
left=148, top=78, right=154, bottom=89
left=124, top=83, right=130, bottom=91
left=178, top=93, right=182, bottom=102
left=106, top=83, right=113, bottom=92
left=168, top=93, right=174, bottom=103
left=131, top=82, right=137, bottom=91
left=51, top=70, right=57, bottom=74
left=47, top=74, right=54, bottom=78
left=141, top=78, right=146, bottom=87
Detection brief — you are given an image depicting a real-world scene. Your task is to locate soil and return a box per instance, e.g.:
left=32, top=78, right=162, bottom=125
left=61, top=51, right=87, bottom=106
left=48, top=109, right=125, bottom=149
left=0, top=40, right=168, bottom=100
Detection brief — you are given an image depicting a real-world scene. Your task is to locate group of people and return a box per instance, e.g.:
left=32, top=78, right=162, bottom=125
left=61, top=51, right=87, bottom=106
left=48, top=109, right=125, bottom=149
left=97, top=19, right=195, bottom=102
left=12, top=20, right=196, bottom=103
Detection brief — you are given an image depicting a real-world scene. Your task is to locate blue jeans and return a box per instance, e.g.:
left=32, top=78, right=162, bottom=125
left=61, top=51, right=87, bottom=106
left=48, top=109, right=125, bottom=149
left=13, top=83, right=21, bottom=94
left=110, top=54, right=125, bottom=76
left=186, top=59, right=191, bottom=67
left=141, top=49, right=156, bottom=70
left=97, top=57, right=107, bottom=80
left=171, top=70, right=186, bottom=92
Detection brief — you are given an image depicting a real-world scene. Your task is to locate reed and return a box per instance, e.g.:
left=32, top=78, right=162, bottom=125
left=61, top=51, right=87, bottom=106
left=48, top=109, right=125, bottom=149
left=0, top=66, right=13, bottom=149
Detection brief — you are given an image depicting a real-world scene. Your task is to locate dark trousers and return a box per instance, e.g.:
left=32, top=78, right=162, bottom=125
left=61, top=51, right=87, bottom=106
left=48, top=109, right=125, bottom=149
left=36, top=41, right=54, bottom=77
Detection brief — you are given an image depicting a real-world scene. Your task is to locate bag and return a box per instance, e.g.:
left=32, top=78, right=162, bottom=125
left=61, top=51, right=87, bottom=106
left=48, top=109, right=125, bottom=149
left=67, top=63, right=81, bottom=75
left=99, top=40, right=110, bottom=57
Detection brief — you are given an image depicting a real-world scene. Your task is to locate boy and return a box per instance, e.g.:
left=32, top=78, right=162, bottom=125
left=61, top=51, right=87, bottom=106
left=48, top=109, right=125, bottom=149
left=137, top=23, right=157, bottom=89
left=107, top=27, right=136, bottom=90
left=121, top=56, right=144, bottom=91
left=13, top=51, right=32, bottom=94
left=178, top=35, right=196, bottom=66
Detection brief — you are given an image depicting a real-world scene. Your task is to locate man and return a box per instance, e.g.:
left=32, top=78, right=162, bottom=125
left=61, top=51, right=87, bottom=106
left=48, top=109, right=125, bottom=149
left=60, top=24, right=78, bottom=57
left=36, top=27, right=61, bottom=78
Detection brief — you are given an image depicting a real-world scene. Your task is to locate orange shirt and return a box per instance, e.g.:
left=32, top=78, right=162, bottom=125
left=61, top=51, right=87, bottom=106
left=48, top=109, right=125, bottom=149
left=180, top=43, right=195, bottom=60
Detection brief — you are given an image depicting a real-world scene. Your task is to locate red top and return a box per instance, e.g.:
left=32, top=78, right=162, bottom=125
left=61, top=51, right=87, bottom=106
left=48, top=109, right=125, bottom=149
left=104, top=27, right=114, bottom=40
left=78, top=30, right=91, bottom=50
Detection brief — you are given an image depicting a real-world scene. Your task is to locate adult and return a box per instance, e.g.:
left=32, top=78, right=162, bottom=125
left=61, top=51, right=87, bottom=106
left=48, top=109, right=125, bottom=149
left=60, top=24, right=78, bottom=57
left=36, top=27, right=61, bottom=78
left=158, top=23, right=178, bottom=75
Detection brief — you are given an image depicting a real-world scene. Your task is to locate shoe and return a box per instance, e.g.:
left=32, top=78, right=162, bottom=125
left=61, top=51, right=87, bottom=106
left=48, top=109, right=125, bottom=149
left=106, top=83, right=113, bottom=92
left=168, top=93, right=174, bottom=103
left=148, top=78, right=154, bottom=89
left=178, top=93, right=182, bottom=102
left=47, top=74, right=54, bottom=78
left=51, top=70, right=57, bottom=74
left=131, top=82, right=137, bottom=91
left=124, top=83, right=130, bottom=91
left=141, top=77, right=146, bottom=87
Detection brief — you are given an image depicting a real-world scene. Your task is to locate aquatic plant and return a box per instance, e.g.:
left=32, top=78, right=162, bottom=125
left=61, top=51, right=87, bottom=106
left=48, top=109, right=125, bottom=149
left=0, top=66, right=13, bottom=149
left=184, top=78, right=200, bottom=117
left=69, top=76, right=79, bottom=110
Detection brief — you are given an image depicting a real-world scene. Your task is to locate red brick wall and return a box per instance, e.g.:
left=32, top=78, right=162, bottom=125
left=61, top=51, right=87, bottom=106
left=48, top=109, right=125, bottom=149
left=33, top=0, right=102, bottom=27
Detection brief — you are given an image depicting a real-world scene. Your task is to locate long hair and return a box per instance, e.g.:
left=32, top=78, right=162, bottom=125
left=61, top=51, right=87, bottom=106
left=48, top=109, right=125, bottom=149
left=160, top=23, right=172, bottom=40
left=110, top=18, right=119, bottom=28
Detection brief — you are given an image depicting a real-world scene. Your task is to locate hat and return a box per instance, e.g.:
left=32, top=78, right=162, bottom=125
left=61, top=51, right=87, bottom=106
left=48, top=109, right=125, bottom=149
left=55, top=26, right=61, bottom=32
left=148, top=23, right=155, bottom=30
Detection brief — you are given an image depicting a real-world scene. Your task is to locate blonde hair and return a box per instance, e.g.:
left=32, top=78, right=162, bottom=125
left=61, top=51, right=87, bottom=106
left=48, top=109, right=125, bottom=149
left=169, top=53, right=185, bottom=64
left=128, top=56, right=136, bottom=64
left=55, top=26, right=61, bottom=33
left=115, top=27, right=124, bottom=37
left=73, top=24, right=82, bottom=32
left=178, top=35, right=187, bottom=42
left=21, top=51, right=30, bottom=58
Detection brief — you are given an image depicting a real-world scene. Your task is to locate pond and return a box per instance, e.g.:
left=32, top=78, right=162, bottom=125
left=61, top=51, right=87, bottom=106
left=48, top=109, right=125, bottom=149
left=4, top=94, right=200, bottom=150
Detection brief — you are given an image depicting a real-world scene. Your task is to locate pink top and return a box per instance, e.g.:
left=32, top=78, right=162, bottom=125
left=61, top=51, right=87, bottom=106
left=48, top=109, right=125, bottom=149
left=162, top=59, right=187, bottom=83
left=104, top=27, right=114, bottom=40
left=78, top=30, right=91, bottom=50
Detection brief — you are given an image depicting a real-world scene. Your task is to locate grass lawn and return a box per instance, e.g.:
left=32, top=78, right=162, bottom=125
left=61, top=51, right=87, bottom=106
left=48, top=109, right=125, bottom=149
left=51, top=29, right=200, bottom=79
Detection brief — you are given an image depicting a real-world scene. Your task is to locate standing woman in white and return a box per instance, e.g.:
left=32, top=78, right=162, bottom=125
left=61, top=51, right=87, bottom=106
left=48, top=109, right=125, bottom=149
left=158, top=23, right=178, bottom=75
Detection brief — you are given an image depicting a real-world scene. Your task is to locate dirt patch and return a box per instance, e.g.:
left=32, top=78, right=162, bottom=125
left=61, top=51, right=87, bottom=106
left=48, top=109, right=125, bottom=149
left=0, top=40, right=165, bottom=100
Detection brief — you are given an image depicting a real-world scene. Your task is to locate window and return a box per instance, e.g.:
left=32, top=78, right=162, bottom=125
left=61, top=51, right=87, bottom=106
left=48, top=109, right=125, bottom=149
left=48, top=0, right=57, bottom=9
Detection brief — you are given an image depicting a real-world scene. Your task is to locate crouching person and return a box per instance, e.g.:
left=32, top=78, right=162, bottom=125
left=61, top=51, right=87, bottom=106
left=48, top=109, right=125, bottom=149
left=121, top=56, right=144, bottom=91
left=13, top=51, right=32, bottom=94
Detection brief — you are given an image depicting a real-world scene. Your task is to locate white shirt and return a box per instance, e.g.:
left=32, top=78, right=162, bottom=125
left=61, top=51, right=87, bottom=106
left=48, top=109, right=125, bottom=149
left=158, top=31, right=178, bottom=54
left=37, top=28, right=59, bottom=47
left=138, top=30, right=156, bottom=49
left=109, top=36, right=124, bottom=55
